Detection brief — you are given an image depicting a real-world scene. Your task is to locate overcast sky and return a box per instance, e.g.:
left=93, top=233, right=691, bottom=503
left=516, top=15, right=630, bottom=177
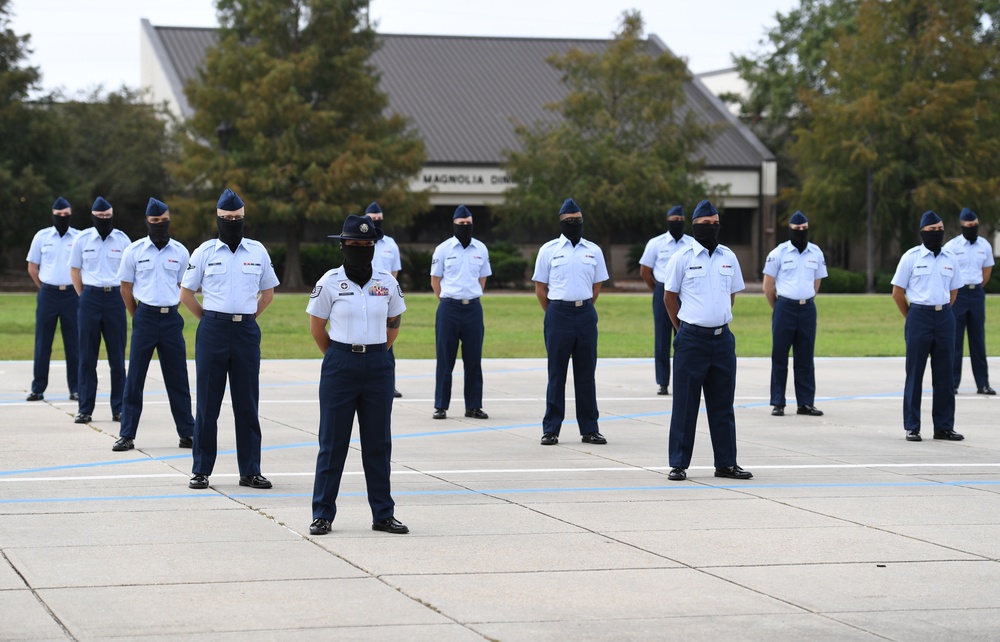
left=9, top=0, right=799, bottom=98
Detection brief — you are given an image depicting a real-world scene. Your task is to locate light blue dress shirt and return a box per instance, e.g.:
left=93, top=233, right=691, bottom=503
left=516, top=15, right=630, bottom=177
left=664, top=242, right=746, bottom=327
left=532, top=236, right=609, bottom=301
left=373, top=235, right=402, bottom=274
left=68, top=228, right=132, bottom=287
left=762, top=241, right=829, bottom=300
left=182, top=238, right=280, bottom=314
left=306, top=268, right=406, bottom=344
left=639, top=232, right=693, bottom=283
left=943, top=235, right=995, bottom=286
left=891, top=245, right=963, bottom=305
left=27, top=226, right=79, bottom=286
left=117, top=238, right=191, bottom=307
left=430, top=237, right=492, bottom=300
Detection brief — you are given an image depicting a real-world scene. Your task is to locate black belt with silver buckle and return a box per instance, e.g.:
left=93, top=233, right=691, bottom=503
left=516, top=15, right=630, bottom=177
left=443, top=297, right=479, bottom=305
left=42, top=283, right=71, bottom=291
left=203, top=310, right=254, bottom=322
left=680, top=321, right=729, bottom=336
left=910, top=303, right=950, bottom=312
left=83, top=285, right=115, bottom=293
left=138, top=302, right=178, bottom=314
left=778, top=296, right=813, bottom=305
left=966, top=284, right=982, bottom=290
left=548, top=299, right=593, bottom=308
left=331, top=341, right=386, bottom=353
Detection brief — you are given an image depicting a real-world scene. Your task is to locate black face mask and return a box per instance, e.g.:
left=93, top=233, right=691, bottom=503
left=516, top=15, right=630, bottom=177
left=789, top=228, right=809, bottom=253
left=454, top=223, right=473, bottom=248
left=693, top=222, right=720, bottom=254
left=373, top=218, right=384, bottom=232
left=667, top=219, right=685, bottom=242
left=52, top=215, right=71, bottom=237
left=920, top=229, right=945, bottom=256
left=962, top=224, right=979, bottom=244
left=217, top=217, right=245, bottom=253
left=147, top=220, right=170, bottom=250
left=559, top=218, right=583, bottom=246
left=92, top=215, right=114, bottom=240
left=341, top=244, right=375, bottom=286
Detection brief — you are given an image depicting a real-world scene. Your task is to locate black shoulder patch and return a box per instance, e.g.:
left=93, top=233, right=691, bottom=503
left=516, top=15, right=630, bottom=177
left=310, top=285, right=323, bottom=298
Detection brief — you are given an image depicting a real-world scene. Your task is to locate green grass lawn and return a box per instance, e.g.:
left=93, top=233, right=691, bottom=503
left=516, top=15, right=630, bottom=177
left=1, top=292, right=997, bottom=360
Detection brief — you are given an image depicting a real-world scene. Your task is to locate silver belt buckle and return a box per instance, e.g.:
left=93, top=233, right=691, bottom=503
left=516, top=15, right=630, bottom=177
left=574, top=300, right=583, bottom=307
left=968, top=284, right=977, bottom=289
left=58, top=285, right=67, bottom=291
left=103, top=286, right=113, bottom=292
left=462, top=299, right=470, bottom=305
left=351, top=344, right=366, bottom=353
left=799, top=299, right=806, bottom=305
left=934, top=305, right=942, bottom=312
left=159, top=307, right=169, bottom=314
left=713, top=327, right=723, bottom=335
left=232, top=314, right=243, bottom=322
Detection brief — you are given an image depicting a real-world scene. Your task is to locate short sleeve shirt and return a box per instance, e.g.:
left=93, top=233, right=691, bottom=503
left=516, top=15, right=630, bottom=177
left=117, top=238, right=191, bottom=307
left=762, top=241, right=829, bottom=300
left=943, top=235, right=995, bottom=286
left=532, top=236, right=609, bottom=301
left=27, top=226, right=79, bottom=286
left=182, top=238, right=280, bottom=314
left=890, top=245, right=963, bottom=306
left=430, top=237, right=492, bottom=300
left=306, top=268, right=406, bottom=344
left=373, top=235, right=402, bottom=274
left=664, top=242, right=745, bottom=327
left=639, top=232, right=693, bottom=283
left=67, top=228, right=132, bottom=287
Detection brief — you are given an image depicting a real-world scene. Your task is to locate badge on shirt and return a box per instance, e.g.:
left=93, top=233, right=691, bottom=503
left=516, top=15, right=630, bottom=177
left=187, top=263, right=195, bottom=270
left=339, top=281, right=350, bottom=290
left=310, top=285, right=323, bottom=298
left=397, top=284, right=404, bottom=298
left=369, top=283, right=389, bottom=296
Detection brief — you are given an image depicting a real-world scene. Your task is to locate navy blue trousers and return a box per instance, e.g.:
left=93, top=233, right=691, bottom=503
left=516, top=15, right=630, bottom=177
left=542, top=301, right=600, bottom=435
left=903, top=306, right=955, bottom=433
left=652, top=282, right=674, bottom=387
left=313, top=345, right=395, bottom=522
left=192, top=315, right=262, bottom=476
left=669, top=324, right=738, bottom=469
left=32, top=285, right=79, bottom=396
left=952, top=286, right=990, bottom=389
left=77, top=288, right=126, bottom=416
left=769, top=297, right=817, bottom=406
left=434, top=298, right=484, bottom=410
left=119, top=306, right=194, bottom=440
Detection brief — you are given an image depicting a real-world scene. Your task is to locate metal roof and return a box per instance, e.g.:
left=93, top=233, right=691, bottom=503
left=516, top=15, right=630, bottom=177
left=150, top=25, right=773, bottom=168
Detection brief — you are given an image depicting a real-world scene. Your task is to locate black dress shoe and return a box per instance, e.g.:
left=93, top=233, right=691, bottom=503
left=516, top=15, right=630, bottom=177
left=70, top=392, right=79, bottom=401
left=933, top=430, right=964, bottom=441
left=668, top=467, right=686, bottom=481
left=112, top=413, right=121, bottom=422
left=540, top=433, right=558, bottom=445
left=189, top=474, right=209, bottom=489
left=978, top=386, right=997, bottom=395
left=372, top=517, right=409, bottom=534
left=309, top=518, right=332, bottom=535
left=26, top=392, right=43, bottom=401
left=797, top=405, right=824, bottom=416
left=432, top=408, right=446, bottom=420
left=657, top=385, right=669, bottom=395
left=394, top=389, right=402, bottom=398
left=715, top=465, right=753, bottom=480
left=905, top=430, right=922, bottom=442
left=239, top=474, right=273, bottom=489
left=178, top=436, right=193, bottom=448
left=581, top=432, right=607, bottom=444
left=771, top=405, right=785, bottom=416
left=112, top=437, right=134, bottom=452
left=465, top=408, right=489, bottom=419
left=74, top=413, right=92, bottom=424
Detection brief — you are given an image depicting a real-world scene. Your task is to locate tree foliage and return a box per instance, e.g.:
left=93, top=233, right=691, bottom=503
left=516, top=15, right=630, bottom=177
left=498, top=11, right=718, bottom=268
left=174, top=0, right=427, bottom=289
left=790, top=0, right=1000, bottom=247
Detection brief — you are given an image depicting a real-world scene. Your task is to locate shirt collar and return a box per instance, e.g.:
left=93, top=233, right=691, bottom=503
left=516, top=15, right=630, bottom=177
left=213, top=237, right=246, bottom=253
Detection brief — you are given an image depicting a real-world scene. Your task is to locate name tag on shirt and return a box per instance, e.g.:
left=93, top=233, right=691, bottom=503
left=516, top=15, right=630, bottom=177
left=912, top=264, right=931, bottom=277
left=686, top=265, right=706, bottom=277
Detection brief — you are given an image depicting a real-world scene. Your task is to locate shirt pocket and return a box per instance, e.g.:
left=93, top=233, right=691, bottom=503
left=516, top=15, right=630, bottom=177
left=682, top=267, right=707, bottom=294
left=443, top=256, right=462, bottom=278
left=106, top=249, right=123, bottom=272
left=241, top=262, right=263, bottom=291
left=204, top=262, right=228, bottom=288
left=136, top=260, right=154, bottom=274
left=162, top=259, right=181, bottom=282
left=82, top=249, right=99, bottom=269
left=718, top=264, right=735, bottom=292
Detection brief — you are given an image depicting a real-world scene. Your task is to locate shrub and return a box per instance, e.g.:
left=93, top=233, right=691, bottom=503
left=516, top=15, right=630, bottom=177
left=488, top=240, right=529, bottom=289
left=270, top=243, right=343, bottom=288
left=400, top=247, right=433, bottom=291
left=626, top=242, right=645, bottom=274
left=823, top=267, right=866, bottom=293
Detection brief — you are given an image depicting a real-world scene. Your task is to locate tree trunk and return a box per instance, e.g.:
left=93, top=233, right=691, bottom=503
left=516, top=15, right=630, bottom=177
left=282, top=218, right=306, bottom=291
left=601, top=230, right=615, bottom=288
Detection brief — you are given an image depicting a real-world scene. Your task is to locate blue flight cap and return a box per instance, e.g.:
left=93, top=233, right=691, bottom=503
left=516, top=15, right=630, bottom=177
left=919, top=210, right=942, bottom=228
left=692, top=199, right=718, bottom=220
left=145, top=197, right=169, bottom=217
left=91, top=196, right=112, bottom=213
left=559, top=198, right=581, bottom=215
left=959, top=207, right=978, bottom=222
left=365, top=202, right=382, bottom=215
left=454, top=204, right=472, bottom=220
left=666, top=205, right=685, bottom=219
left=217, top=189, right=244, bottom=212
left=789, top=211, right=808, bottom=225
left=52, top=196, right=71, bottom=210
left=328, top=214, right=384, bottom=241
